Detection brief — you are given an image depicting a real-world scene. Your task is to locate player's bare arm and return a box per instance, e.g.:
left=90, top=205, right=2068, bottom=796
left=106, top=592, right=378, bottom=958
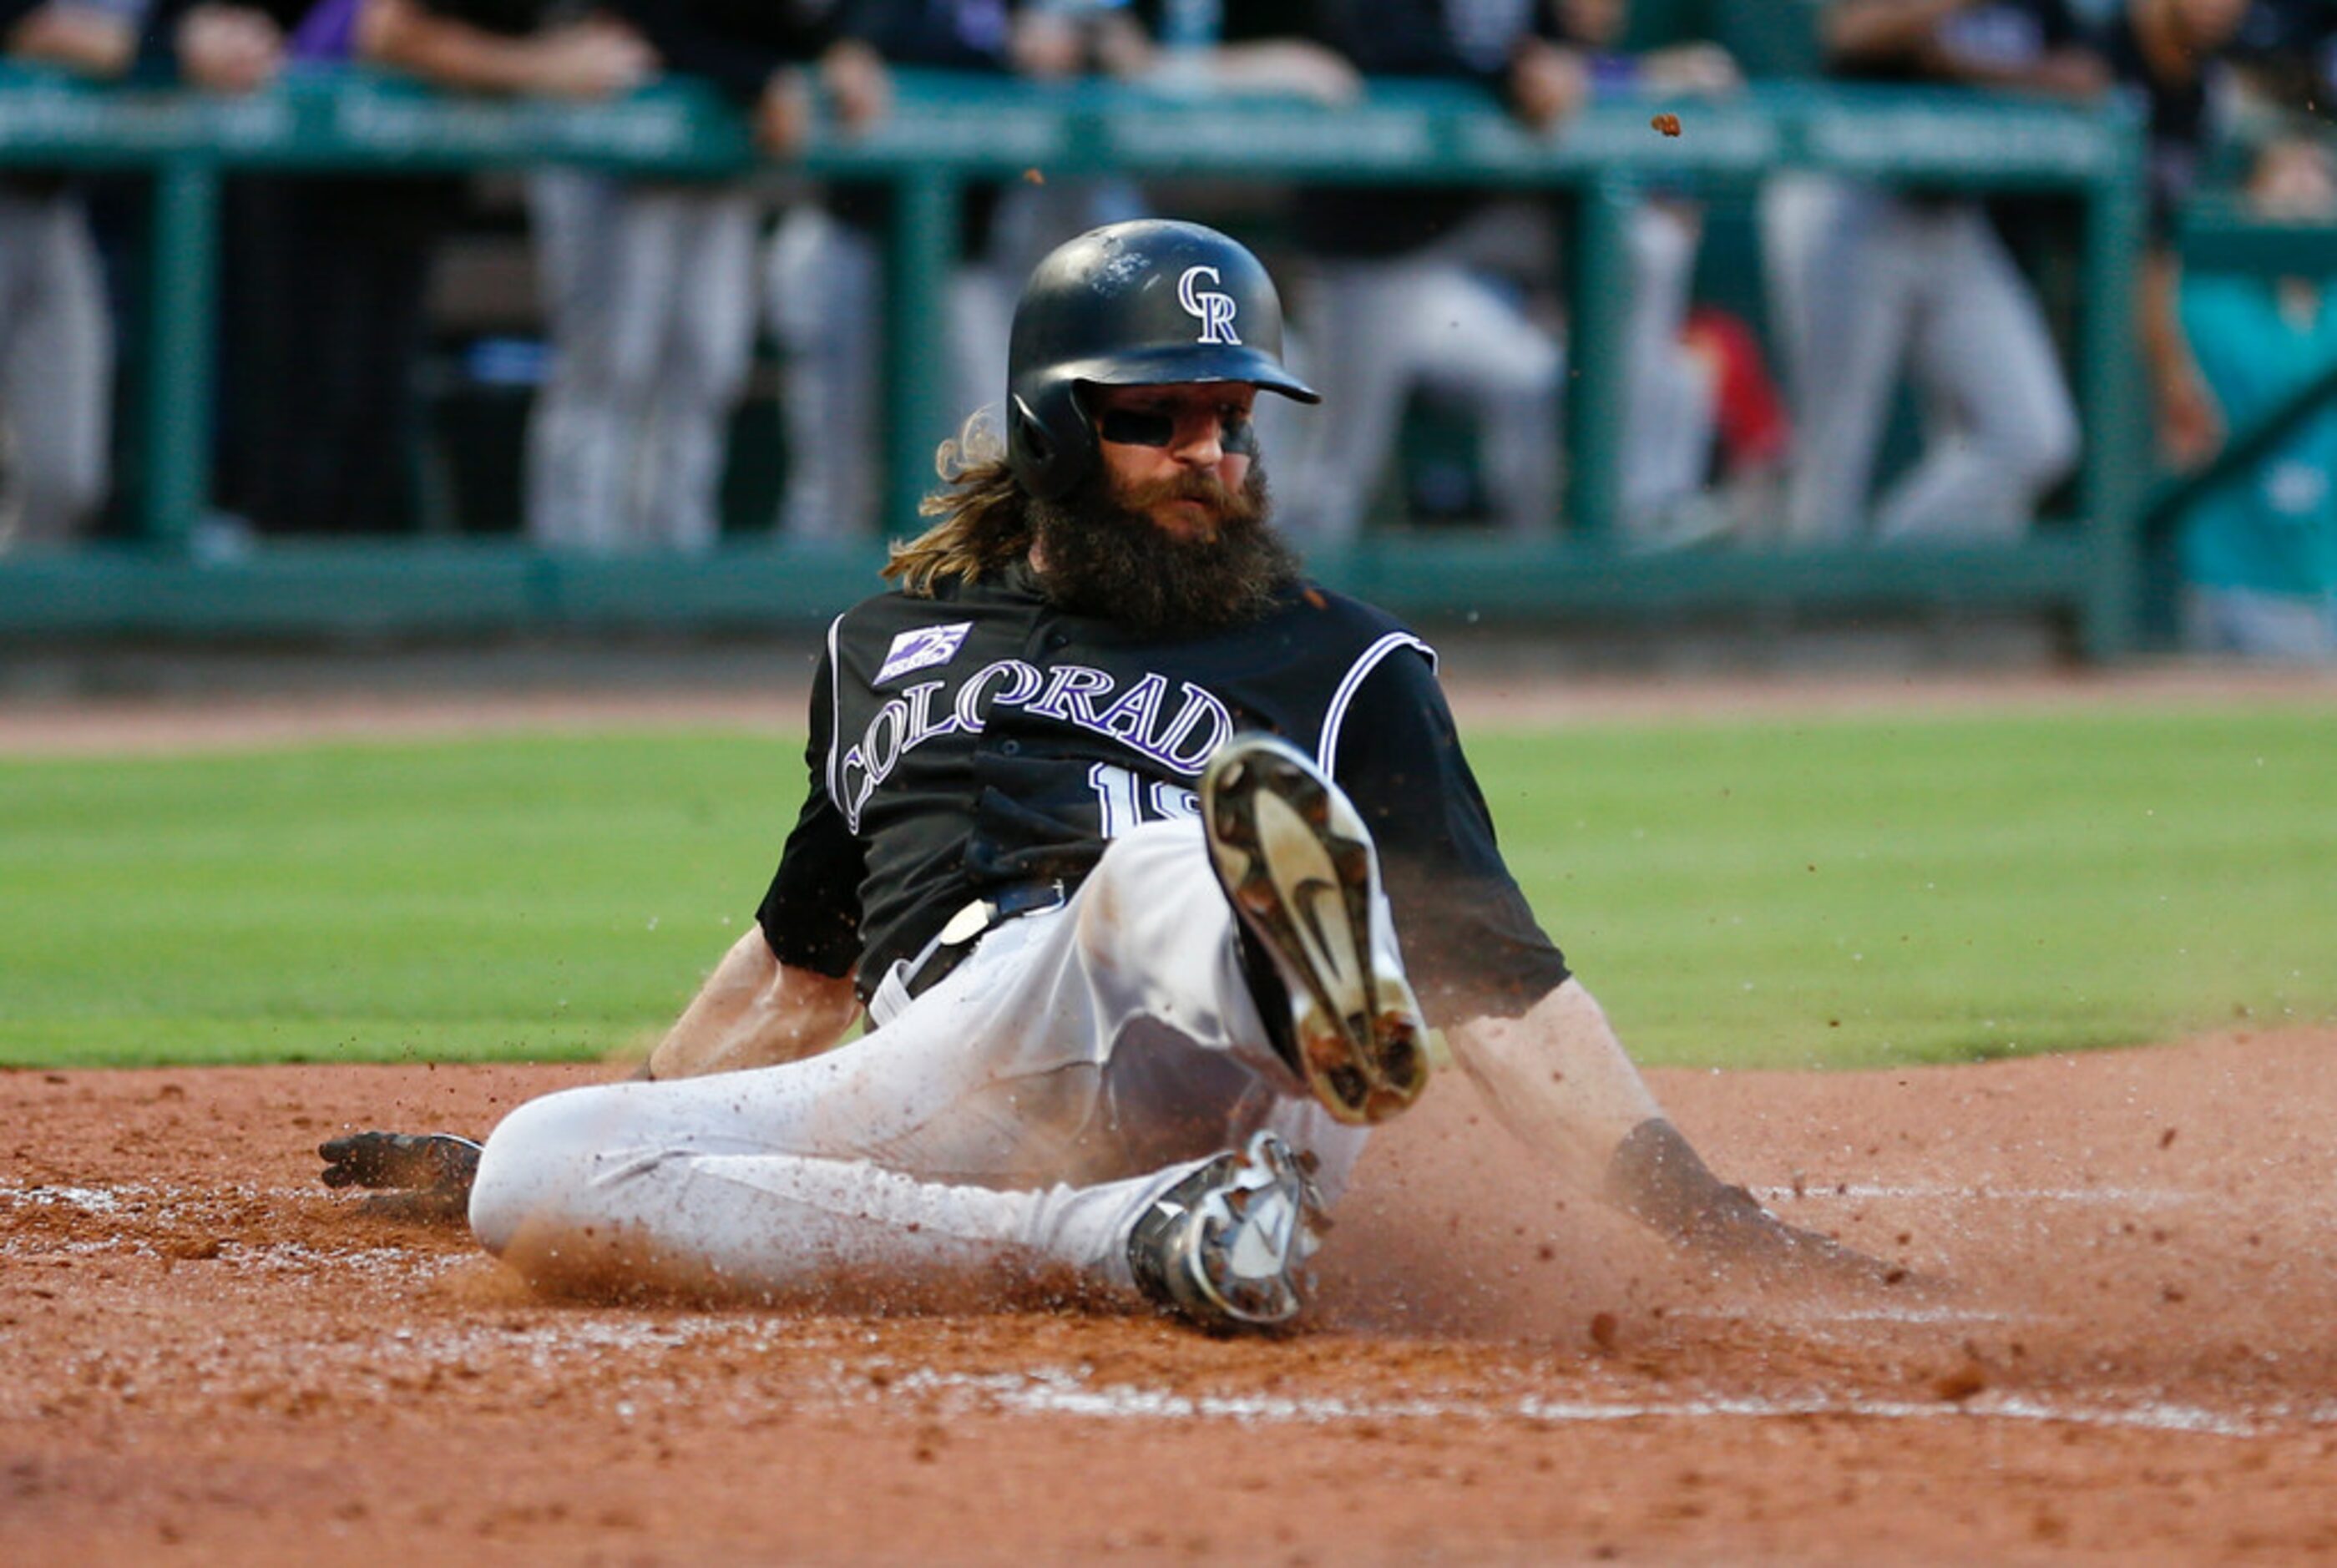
left=1449, top=979, right=1902, bottom=1282
left=357, top=0, right=655, bottom=99
left=1183, top=39, right=1363, bottom=107
left=1507, top=37, right=1591, bottom=130
left=2139, top=246, right=2223, bottom=465
left=174, top=3, right=285, bottom=94
left=5, top=0, right=139, bottom=75
left=1444, top=979, right=1662, bottom=1199
left=642, top=928, right=860, bottom=1081
left=1824, top=0, right=1985, bottom=66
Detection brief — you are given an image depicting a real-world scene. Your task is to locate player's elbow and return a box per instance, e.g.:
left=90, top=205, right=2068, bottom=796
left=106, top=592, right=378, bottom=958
left=8, top=8, right=139, bottom=78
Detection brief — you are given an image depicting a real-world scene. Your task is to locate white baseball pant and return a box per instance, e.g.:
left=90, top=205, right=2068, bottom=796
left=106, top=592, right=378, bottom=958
left=1782, top=183, right=2080, bottom=544
left=765, top=205, right=1016, bottom=541
left=524, top=170, right=761, bottom=555
left=1287, top=251, right=1562, bottom=543
left=468, top=817, right=1371, bottom=1304
left=0, top=187, right=112, bottom=547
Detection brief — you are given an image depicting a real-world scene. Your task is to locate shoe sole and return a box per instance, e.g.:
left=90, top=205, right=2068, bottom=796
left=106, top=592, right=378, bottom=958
left=1203, top=738, right=1428, bottom=1125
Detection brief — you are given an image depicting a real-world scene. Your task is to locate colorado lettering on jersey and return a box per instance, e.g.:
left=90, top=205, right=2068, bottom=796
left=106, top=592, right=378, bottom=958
left=834, top=659, right=1232, bottom=829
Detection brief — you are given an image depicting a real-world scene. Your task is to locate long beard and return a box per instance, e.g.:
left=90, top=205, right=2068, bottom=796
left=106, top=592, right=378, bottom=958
left=1031, top=462, right=1301, bottom=636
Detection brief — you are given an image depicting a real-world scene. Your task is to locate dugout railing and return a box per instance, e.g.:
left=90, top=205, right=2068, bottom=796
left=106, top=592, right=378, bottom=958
left=0, top=65, right=2182, bottom=655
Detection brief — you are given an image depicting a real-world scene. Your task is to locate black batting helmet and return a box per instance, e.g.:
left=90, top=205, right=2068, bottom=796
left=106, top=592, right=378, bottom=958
left=1005, top=219, right=1318, bottom=500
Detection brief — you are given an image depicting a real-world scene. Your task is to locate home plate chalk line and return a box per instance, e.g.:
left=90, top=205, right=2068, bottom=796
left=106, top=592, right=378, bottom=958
left=868, top=1367, right=2332, bottom=1441
left=1751, top=1182, right=2197, bottom=1206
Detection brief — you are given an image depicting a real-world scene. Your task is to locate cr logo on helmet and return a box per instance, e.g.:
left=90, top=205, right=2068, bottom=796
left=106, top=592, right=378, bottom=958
left=1178, top=266, right=1242, bottom=346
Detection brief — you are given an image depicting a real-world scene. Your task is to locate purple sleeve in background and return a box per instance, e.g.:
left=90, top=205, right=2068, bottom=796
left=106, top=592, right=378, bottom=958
left=287, top=0, right=364, bottom=63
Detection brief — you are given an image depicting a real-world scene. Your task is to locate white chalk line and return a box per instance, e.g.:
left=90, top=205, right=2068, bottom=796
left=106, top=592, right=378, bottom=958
left=1752, top=1182, right=2197, bottom=1207
left=888, top=1366, right=2329, bottom=1441
left=0, top=1179, right=321, bottom=1209
left=1669, top=1301, right=2016, bottom=1327
left=0, top=1179, right=467, bottom=1277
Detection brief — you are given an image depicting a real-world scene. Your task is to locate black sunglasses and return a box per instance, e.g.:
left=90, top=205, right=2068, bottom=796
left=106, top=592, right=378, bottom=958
left=1094, top=402, right=1258, bottom=454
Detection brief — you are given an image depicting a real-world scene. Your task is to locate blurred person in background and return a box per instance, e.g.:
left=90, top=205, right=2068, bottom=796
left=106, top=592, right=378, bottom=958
left=1119, top=0, right=1360, bottom=104
left=219, top=0, right=652, bottom=539
left=526, top=0, right=883, bottom=554
left=1782, top=0, right=2100, bottom=546
left=1282, top=0, right=1745, bottom=546
left=0, top=0, right=277, bottom=553
left=167, top=1, right=286, bottom=90
left=765, top=0, right=1040, bottom=546
left=2174, top=131, right=2337, bottom=660
left=1550, top=0, right=1753, bottom=549
left=0, top=0, right=150, bottom=550
left=1276, top=0, right=1576, bottom=544
left=754, top=0, right=1267, bottom=548
left=2093, top=0, right=2255, bottom=467
left=982, top=1, right=1150, bottom=288
left=2223, top=0, right=2336, bottom=123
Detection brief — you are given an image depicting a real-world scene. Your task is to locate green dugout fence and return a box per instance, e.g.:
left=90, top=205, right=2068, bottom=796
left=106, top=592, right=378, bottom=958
left=0, top=63, right=2254, bottom=657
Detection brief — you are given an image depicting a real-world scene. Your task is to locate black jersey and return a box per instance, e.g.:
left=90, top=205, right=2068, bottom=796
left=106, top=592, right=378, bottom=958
left=757, top=564, right=1571, bottom=1026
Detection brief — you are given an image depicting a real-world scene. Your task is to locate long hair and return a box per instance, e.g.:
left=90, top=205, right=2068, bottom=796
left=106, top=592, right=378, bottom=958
left=883, top=407, right=1034, bottom=597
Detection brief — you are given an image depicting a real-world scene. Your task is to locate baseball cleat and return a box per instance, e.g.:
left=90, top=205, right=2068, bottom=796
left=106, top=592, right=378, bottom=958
left=1126, top=1130, right=1327, bottom=1329
left=1201, top=733, right=1429, bottom=1125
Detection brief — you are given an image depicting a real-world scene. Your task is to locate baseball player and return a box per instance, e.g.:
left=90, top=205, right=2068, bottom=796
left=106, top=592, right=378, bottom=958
left=1779, top=0, right=2098, bottom=545
left=1277, top=0, right=1738, bottom=547
left=765, top=0, right=1045, bottom=545
left=1277, top=0, right=1573, bottom=544
left=326, top=220, right=1886, bottom=1329
left=0, top=0, right=153, bottom=549
left=525, top=0, right=883, bottom=554
left=2096, top=0, right=2252, bottom=469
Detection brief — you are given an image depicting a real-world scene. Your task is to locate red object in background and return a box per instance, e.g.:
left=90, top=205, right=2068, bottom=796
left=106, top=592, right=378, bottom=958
left=1681, top=306, right=1791, bottom=476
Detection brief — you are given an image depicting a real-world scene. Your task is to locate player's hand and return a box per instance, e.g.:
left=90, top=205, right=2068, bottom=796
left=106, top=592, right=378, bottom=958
left=819, top=38, right=892, bottom=133
left=175, top=3, right=284, bottom=94
left=2025, top=47, right=2112, bottom=100
left=528, top=19, right=656, bottom=101
left=1009, top=12, right=1083, bottom=81
left=756, top=66, right=814, bottom=155
left=1089, top=12, right=1155, bottom=82
left=1509, top=39, right=1590, bottom=132
left=1639, top=43, right=1741, bottom=97
left=1230, top=40, right=1363, bottom=107
left=2155, top=365, right=2225, bottom=469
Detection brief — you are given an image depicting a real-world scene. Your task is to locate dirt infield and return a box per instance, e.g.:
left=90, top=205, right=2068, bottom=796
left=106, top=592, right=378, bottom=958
left=8, top=1031, right=2337, bottom=1565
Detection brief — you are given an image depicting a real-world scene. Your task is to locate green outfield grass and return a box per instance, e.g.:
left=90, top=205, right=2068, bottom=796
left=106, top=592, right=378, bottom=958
left=3, top=704, right=2331, bottom=1071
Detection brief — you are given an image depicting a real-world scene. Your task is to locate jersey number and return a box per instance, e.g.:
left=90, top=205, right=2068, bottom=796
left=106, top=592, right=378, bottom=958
left=1088, top=763, right=1200, bottom=838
